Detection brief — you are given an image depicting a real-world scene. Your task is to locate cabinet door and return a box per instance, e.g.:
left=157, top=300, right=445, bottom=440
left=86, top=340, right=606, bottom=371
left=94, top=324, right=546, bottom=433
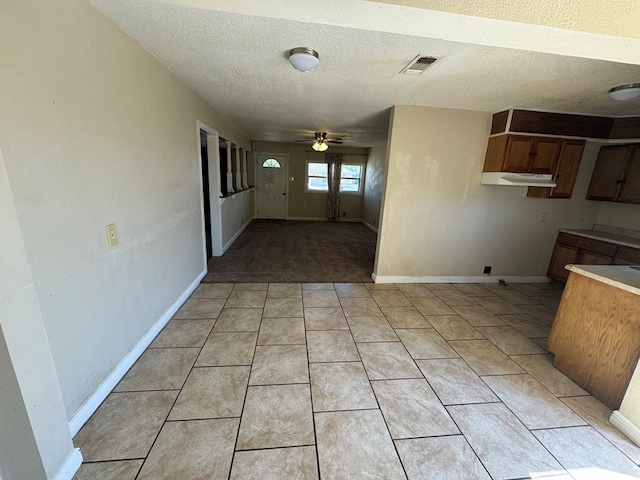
left=548, top=243, right=580, bottom=283
left=579, top=251, right=613, bottom=266
left=550, top=140, right=585, bottom=198
left=530, top=138, right=561, bottom=174
left=613, top=246, right=640, bottom=265
left=503, top=137, right=535, bottom=172
left=586, top=145, right=633, bottom=201
left=618, top=147, right=640, bottom=204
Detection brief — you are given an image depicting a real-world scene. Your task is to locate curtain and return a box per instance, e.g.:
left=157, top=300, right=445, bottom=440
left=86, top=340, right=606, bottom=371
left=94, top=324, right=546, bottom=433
left=326, top=153, right=343, bottom=220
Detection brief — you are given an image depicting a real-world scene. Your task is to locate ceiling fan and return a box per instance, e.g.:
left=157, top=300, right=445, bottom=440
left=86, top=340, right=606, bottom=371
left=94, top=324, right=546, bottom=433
left=296, top=132, right=343, bottom=151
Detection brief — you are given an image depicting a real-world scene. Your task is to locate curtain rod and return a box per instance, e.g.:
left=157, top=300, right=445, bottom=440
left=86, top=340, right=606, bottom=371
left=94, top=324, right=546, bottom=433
left=304, top=150, right=368, bottom=155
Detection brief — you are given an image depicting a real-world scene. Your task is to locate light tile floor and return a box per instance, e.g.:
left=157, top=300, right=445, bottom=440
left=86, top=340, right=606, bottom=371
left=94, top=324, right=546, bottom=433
left=73, top=282, right=640, bottom=480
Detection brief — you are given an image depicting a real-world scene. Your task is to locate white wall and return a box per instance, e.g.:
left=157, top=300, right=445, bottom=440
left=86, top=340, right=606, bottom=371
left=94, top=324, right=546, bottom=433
left=620, top=364, right=640, bottom=432
left=375, top=105, right=602, bottom=281
left=0, top=0, right=248, bottom=422
left=596, top=202, right=640, bottom=232
left=221, top=190, right=256, bottom=249
left=362, top=142, right=387, bottom=230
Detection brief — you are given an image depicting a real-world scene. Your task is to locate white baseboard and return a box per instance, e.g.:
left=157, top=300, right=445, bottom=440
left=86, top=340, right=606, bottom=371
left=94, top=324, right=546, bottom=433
left=361, top=220, right=378, bottom=233
left=372, top=275, right=551, bottom=284
left=68, top=270, right=206, bottom=437
left=610, top=411, right=640, bottom=447
left=53, top=448, right=82, bottom=480
left=222, top=217, right=253, bottom=254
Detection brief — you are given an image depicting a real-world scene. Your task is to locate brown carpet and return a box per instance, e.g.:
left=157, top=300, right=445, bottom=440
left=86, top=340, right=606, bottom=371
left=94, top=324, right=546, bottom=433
left=203, top=220, right=377, bottom=283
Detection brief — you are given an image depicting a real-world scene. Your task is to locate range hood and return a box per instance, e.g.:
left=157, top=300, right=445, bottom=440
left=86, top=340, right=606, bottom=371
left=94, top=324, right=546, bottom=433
left=481, top=172, right=557, bottom=187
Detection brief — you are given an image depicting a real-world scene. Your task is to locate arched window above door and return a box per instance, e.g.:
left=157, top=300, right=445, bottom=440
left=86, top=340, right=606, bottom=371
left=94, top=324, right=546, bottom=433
left=262, top=158, right=281, bottom=168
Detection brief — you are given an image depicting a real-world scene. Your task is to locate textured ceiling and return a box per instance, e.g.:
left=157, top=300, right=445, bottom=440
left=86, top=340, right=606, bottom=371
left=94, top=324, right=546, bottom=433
left=89, top=0, right=640, bottom=147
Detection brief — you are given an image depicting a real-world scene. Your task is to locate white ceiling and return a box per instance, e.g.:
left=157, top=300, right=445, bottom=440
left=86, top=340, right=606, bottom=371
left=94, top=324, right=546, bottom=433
left=89, top=0, right=640, bottom=147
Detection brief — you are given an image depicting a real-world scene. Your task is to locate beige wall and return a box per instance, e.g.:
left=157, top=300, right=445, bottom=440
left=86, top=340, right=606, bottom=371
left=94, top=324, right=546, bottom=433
left=620, top=364, right=640, bottom=432
left=375, top=105, right=603, bottom=280
left=596, top=202, right=640, bottom=231
left=362, top=142, right=387, bottom=230
left=252, top=142, right=369, bottom=220
left=0, top=0, right=248, bottom=423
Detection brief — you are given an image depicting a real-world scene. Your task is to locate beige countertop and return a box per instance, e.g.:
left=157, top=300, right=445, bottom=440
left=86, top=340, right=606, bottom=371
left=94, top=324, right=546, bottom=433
left=566, top=265, right=640, bottom=296
left=559, top=229, right=640, bottom=250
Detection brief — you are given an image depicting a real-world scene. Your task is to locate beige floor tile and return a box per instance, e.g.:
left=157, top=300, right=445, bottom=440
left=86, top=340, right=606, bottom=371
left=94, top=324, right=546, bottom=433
left=213, top=308, right=262, bottom=332
left=416, top=358, right=499, bottom=405
left=302, top=290, right=340, bottom=308
left=454, top=283, right=496, bottom=297
left=518, top=303, right=557, bottom=324
left=451, top=305, right=506, bottom=326
left=493, top=289, right=540, bottom=305
left=137, top=419, right=238, bottom=480
left=380, top=306, right=431, bottom=328
left=263, top=298, right=304, bottom=317
left=357, top=342, right=422, bottom=379
left=347, top=316, right=398, bottom=342
left=74, top=391, right=178, bottom=461
left=532, top=337, right=551, bottom=351
left=307, top=330, right=360, bottom=362
left=426, top=315, right=484, bottom=340
left=315, top=409, right=406, bottom=479
left=257, top=317, right=305, bottom=345
left=424, top=283, right=456, bottom=290
left=168, top=366, right=250, bottom=420
left=334, top=282, right=371, bottom=297
left=224, top=290, right=267, bottom=308
left=114, top=348, right=198, bottom=391
left=310, top=362, right=378, bottom=412
left=372, top=379, right=459, bottom=439
left=396, top=436, right=491, bottom=480
left=474, top=296, right=524, bottom=315
left=533, top=426, right=640, bottom=477
left=449, top=340, right=523, bottom=375
left=498, top=313, right=550, bottom=338
left=370, top=290, right=412, bottom=306
left=73, top=460, right=143, bottom=480
left=532, top=295, right=562, bottom=309
left=447, top=403, right=562, bottom=480
left=511, top=283, right=554, bottom=297
left=482, top=374, right=586, bottom=429
left=236, top=384, right=314, bottom=450
left=302, top=282, right=335, bottom=291
left=562, top=396, right=640, bottom=464
left=365, top=283, right=399, bottom=291
left=409, top=297, right=456, bottom=316
left=196, top=332, right=257, bottom=366
left=149, top=319, right=214, bottom=348
left=174, top=298, right=226, bottom=319
left=339, top=297, right=383, bottom=316
left=267, top=283, right=302, bottom=299
left=396, top=328, right=459, bottom=359
left=433, top=289, right=478, bottom=306
left=249, top=345, right=308, bottom=385
left=304, top=307, right=348, bottom=330
left=230, top=446, right=318, bottom=480
left=191, top=283, right=234, bottom=298
left=395, top=283, right=436, bottom=297
left=511, top=354, right=588, bottom=397
left=233, top=283, right=268, bottom=290
left=482, top=283, right=515, bottom=293
left=476, top=326, right=546, bottom=355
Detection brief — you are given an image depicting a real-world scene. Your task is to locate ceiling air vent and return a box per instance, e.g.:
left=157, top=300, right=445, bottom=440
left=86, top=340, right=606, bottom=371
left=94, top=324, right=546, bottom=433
left=400, top=55, right=438, bottom=74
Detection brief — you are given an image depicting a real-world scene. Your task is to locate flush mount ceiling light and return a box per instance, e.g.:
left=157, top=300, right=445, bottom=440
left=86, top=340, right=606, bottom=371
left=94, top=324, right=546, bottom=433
left=608, top=83, right=640, bottom=101
left=288, top=47, right=319, bottom=72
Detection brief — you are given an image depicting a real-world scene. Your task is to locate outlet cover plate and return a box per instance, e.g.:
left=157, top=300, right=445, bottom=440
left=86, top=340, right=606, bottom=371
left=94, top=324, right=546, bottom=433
left=106, top=223, right=118, bottom=247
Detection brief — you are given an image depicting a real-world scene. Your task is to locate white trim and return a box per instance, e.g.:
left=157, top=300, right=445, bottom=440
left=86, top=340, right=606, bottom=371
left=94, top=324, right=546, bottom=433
left=372, top=275, right=551, bottom=284
left=53, top=448, right=83, bottom=480
left=222, top=216, right=253, bottom=254
left=361, top=220, right=378, bottom=233
left=610, top=411, right=640, bottom=447
left=68, top=270, right=206, bottom=437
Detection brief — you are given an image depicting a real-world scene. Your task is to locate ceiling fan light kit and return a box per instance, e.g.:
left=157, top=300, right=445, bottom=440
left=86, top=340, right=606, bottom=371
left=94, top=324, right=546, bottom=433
left=312, top=140, right=328, bottom=151
left=608, top=83, right=640, bottom=101
left=288, top=47, right=320, bottom=72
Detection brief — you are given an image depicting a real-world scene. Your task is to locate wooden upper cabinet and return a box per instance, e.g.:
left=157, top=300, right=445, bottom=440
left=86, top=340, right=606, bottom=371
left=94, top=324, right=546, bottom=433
left=586, top=145, right=634, bottom=201
left=618, top=148, right=640, bottom=203
left=483, top=135, right=561, bottom=174
left=528, top=139, right=586, bottom=199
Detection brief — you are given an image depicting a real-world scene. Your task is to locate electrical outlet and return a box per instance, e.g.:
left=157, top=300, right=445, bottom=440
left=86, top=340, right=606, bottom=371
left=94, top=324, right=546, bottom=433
left=483, top=266, right=492, bottom=274
left=106, top=223, right=118, bottom=247
left=343, top=211, right=347, bottom=217
left=539, top=211, right=547, bottom=222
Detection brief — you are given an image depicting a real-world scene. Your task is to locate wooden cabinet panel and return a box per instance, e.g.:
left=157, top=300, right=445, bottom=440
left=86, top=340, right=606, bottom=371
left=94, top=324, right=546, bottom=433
left=555, top=232, right=618, bottom=256
left=586, top=145, right=633, bottom=201
left=547, top=243, right=579, bottom=283
left=618, top=148, right=640, bottom=203
left=483, top=135, right=561, bottom=174
left=614, top=246, right=640, bottom=265
left=503, top=137, right=534, bottom=172
left=530, top=138, right=561, bottom=174
left=579, top=251, right=613, bottom=265
left=528, top=140, right=585, bottom=199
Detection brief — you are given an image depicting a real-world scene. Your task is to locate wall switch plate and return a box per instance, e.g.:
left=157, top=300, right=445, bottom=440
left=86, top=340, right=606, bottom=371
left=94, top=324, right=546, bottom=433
left=106, top=223, right=118, bottom=246
left=539, top=212, right=547, bottom=222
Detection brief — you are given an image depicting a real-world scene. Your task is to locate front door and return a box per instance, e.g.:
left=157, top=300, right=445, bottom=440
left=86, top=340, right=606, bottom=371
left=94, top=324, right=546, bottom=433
left=256, top=154, right=287, bottom=219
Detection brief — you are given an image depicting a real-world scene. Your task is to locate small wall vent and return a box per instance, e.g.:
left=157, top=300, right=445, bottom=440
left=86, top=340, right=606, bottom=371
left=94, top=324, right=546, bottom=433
left=400, top=55, right=438, bottom=74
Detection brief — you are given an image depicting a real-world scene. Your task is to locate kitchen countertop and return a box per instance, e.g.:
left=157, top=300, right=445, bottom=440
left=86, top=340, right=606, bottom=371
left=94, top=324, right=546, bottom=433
left=566, top=264, right=640, bottom=296
left=559, top=229, right=640, bottom=250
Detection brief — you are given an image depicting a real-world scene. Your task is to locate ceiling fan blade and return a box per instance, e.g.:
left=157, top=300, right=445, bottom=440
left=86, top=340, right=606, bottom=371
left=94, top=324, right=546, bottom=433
left=327, top=140, right=343, bottom=144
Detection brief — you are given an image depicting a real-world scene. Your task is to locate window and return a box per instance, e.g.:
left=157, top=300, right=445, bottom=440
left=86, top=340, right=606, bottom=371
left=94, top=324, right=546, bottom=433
left=262, top=158, right=281, bottom=168
left=305, top=161, right=365, bottom=194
